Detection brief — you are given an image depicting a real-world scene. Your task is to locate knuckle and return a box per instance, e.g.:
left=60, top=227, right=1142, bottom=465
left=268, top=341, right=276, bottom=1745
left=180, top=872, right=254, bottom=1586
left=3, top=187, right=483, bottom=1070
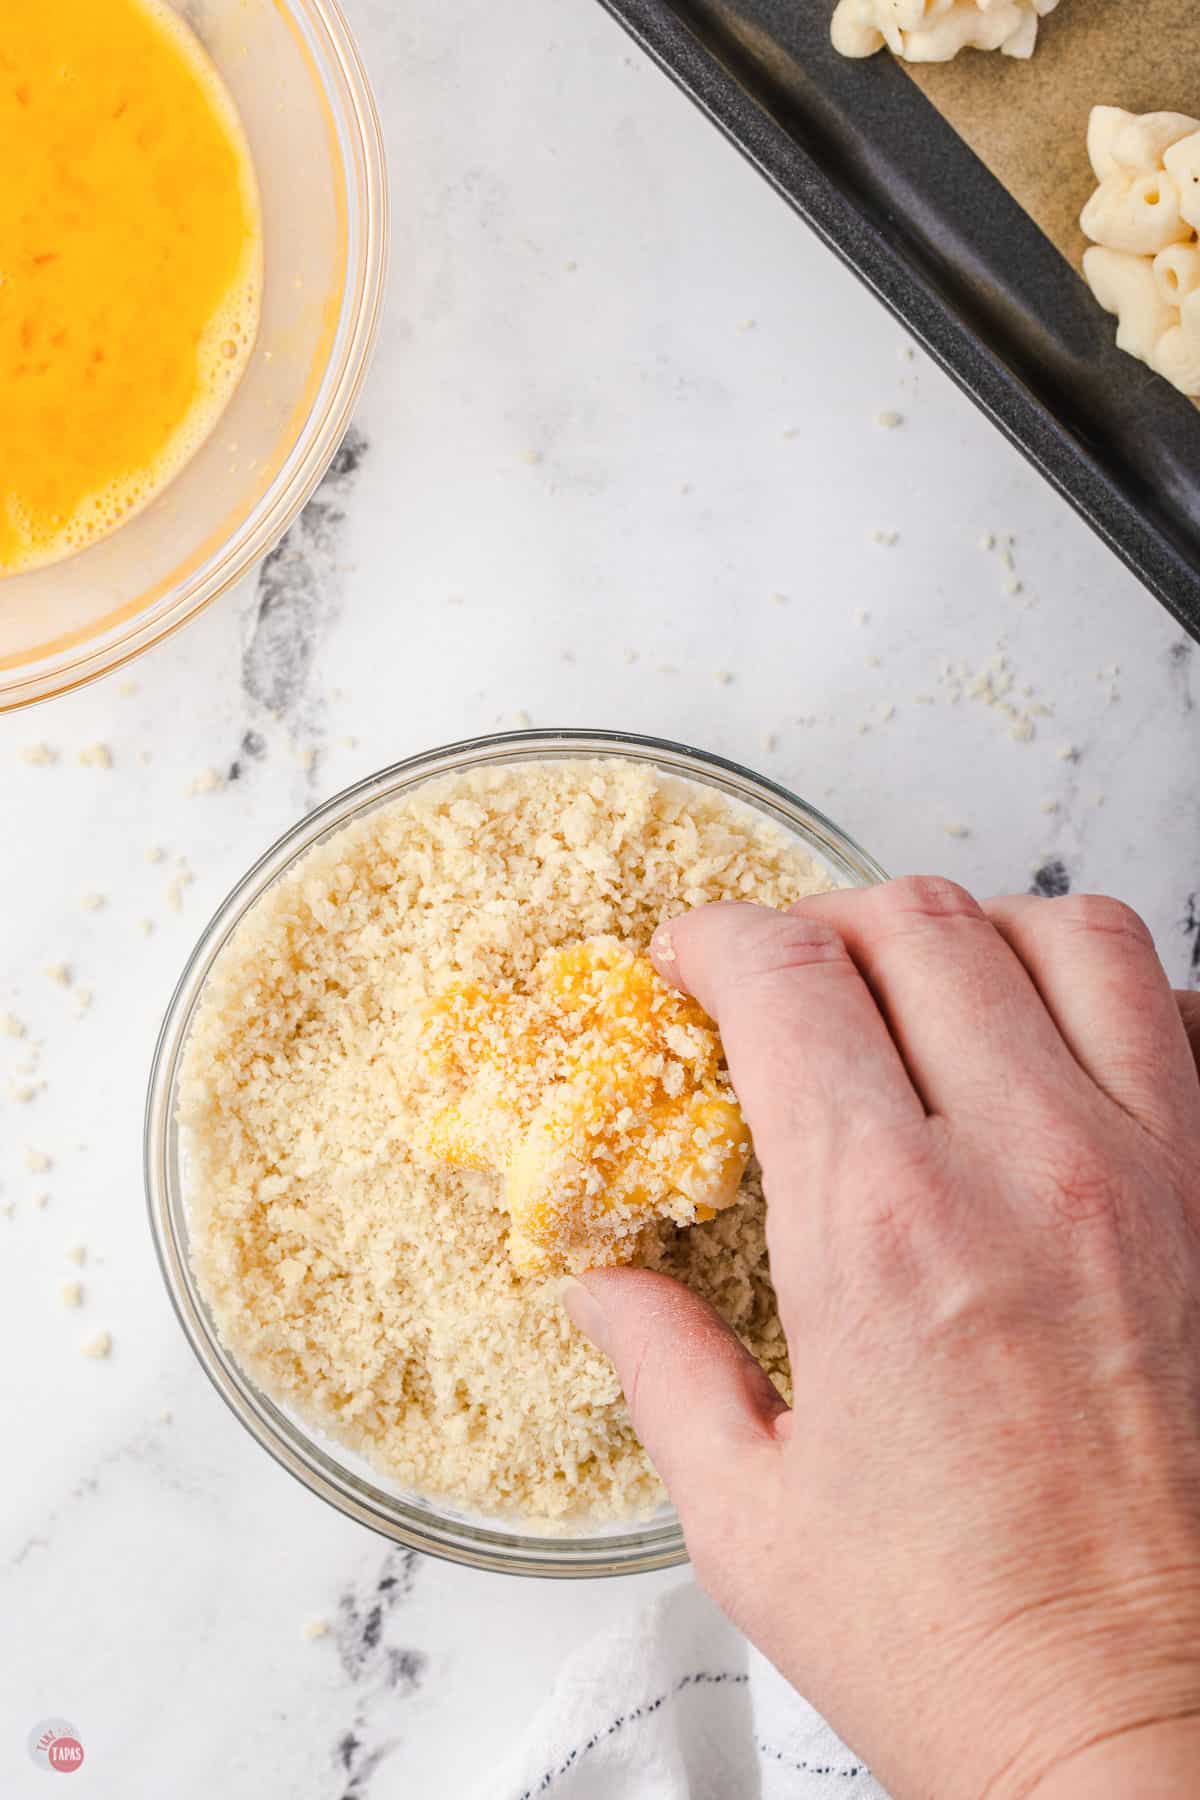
left=741, top=910, right=849, bottom=979
left=852, top=1122, right=952, bottom=1238
left=877, top=874, right=983, bottom=925
left=1047, top=893, right=1154, bottom=951
left=1025, top=1127, right=1124, bottom=1227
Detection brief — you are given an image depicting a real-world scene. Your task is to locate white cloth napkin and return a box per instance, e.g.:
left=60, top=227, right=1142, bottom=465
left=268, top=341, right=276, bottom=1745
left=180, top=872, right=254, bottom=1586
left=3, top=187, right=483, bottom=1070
left=477, top=1580, right=890, bottom=1800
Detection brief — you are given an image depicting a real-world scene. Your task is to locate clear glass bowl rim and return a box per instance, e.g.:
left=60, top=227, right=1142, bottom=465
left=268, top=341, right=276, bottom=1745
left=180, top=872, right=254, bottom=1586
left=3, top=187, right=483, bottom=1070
left=2, top=0, right=388, bottom=711
left=145, top=728, right=887, bottom=1578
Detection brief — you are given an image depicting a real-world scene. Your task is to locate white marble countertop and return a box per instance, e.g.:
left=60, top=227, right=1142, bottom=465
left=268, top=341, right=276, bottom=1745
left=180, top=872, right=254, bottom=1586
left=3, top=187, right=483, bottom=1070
left=3, top=0, right=1198, bottom=1793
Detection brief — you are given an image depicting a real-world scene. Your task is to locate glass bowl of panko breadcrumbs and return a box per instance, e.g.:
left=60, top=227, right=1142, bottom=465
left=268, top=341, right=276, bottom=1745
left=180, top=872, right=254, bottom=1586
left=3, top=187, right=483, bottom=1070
left=146, top=730, right=885, bottom=1576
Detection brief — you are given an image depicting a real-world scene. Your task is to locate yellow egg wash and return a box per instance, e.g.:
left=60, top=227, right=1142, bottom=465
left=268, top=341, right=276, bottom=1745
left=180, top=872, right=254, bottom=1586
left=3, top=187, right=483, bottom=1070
left=0, top=0, right=262, bottom=574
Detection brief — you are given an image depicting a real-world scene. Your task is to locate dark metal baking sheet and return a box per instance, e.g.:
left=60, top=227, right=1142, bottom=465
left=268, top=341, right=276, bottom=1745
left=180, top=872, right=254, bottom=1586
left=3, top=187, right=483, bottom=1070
left=594, top=0, right=1200, bottom=640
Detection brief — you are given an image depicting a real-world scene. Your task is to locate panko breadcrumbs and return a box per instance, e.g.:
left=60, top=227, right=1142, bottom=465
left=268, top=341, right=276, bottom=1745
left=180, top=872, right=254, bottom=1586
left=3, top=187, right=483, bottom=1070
left=180, top=759, right=834, bottom=1523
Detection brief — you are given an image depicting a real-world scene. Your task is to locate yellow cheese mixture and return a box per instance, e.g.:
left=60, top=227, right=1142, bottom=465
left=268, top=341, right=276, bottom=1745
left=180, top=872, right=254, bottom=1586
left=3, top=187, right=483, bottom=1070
left=417, top=936, right=750, bottom=1275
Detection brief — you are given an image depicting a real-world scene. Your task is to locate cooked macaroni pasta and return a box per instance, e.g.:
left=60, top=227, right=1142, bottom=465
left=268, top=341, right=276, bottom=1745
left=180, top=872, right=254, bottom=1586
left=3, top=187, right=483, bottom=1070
left=1080, top=108, right=1200, bottom=398
left=831, top=0, right=1059, bottom=63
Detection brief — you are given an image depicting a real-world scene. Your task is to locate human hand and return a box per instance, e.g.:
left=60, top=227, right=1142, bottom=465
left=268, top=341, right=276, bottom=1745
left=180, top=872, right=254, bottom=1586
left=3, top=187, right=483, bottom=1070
left=565, top=880, right=1200, bottom=1799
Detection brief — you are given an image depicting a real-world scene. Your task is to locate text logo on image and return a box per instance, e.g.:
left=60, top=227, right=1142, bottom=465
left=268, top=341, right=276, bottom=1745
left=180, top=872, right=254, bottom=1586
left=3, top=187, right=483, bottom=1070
left=27, top=1719, right=85, bottom=1774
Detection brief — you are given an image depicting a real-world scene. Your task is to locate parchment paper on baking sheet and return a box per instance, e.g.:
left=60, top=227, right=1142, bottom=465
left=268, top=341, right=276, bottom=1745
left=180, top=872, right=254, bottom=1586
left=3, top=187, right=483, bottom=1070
left=901, top=1, right=1200, bottom=271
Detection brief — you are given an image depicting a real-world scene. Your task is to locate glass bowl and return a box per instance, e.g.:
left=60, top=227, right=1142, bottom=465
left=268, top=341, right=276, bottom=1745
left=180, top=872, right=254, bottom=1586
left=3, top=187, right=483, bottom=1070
left=0, top=0, right=387, bottom=711
left=146, top=730, right=886, bottom=1577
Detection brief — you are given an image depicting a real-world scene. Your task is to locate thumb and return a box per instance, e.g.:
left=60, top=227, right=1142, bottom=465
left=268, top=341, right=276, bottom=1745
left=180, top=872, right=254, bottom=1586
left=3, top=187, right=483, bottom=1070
left=564, top=1267, right=786, bottom=1532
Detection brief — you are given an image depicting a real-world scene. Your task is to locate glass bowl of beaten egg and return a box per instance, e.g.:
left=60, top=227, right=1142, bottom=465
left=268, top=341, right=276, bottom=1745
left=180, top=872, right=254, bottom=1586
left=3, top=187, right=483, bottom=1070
left=0, top=0, right=386, bottom=709
left=146, top=730, right=886, bottom=1577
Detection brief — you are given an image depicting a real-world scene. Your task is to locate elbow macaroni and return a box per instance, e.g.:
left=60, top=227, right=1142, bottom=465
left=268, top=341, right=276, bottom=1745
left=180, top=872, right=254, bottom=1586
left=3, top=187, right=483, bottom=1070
left=830, top=0, right=1059, bottom=63
left=1080, top=108, right=1200, bottom=398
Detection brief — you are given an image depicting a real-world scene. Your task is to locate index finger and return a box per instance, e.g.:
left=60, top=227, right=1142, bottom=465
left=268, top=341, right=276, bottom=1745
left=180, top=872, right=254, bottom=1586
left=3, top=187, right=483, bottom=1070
left=651, top=902, right=925, bottom=1192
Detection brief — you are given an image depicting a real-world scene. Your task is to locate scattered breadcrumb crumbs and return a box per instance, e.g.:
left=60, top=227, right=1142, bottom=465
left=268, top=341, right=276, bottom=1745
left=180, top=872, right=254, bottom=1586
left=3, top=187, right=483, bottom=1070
left=66, top=1245, right=86, bottom=1265
left=61, top=1281, right=83, bottom=1308
left=160, top=1410, right=173, bottom=1424
left=1040, top=798, right=1060, bottom=814
left=879, top=703, right=896, bottom=722
left=180, top=759, right=832, bottom=1523
left=34, top=1192, right=50, bottom=1209
left=341, top=736, right=360, bottom=750
left=299, top=747, right=318, bottom=772
left=770, top=592, right=787, bottom=606
left=737, top=318, right=756, bottom=332
left=118, top=680, right=138, bottom=697
left=761, top=731, right=778, bottom=753
left=514, top=710, right=532, bottom=728
left=45, top=964, right=71, bottom=987
left=302, top=1619, right=330, bottom=1641
left=81, top=1332, right=112, bottom=1359
left=854, top=608, right=871, bottom=627
left=166, top=870, right=195, bottom=913
left=12, top=1084, right=40, bottom=1103
left=1004, top=578, right=1023, bottom=597
left=875, top=410, right=904, bottom=429
left=781, top=426, right=798, bottom=439
left=78, top=743, right=113, bottom=769
left=138, top=919, right=154, bottom=937
left=869, top=529, right=899, bottom=547
left=936, top=652, right=1049, bottom=744
left=188, top=767, right=223, bottom=796
left=623, top=649, right=638, bottom=665
left=25, top=1149, right=51, bottom=1174
left=519, top=449, right=542, bottom=466
left=75, top=987, right=93, bottom=1012
left=146, top=846, right=166, bottom=864
left=865, top=654, right=881, bottom=669
left=943, top=821, right=971, bottom=839
left=20, top=743, right=58, bottom=766
left=1056, top=744, right=1080, bottom=762
left=80, top=893, right=105, bottom=912
left=2, top=1203, right=14, bottom=1219
left=979, top=532, right=996, bottom=551
left=0, top=1013, right=26, bottom=1039
left=714, top=670, right=734, bottom=686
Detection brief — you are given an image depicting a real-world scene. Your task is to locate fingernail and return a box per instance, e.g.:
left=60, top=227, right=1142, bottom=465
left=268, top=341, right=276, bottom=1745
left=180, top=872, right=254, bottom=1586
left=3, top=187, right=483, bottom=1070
left=561, top=1277, right=611, bottom=1355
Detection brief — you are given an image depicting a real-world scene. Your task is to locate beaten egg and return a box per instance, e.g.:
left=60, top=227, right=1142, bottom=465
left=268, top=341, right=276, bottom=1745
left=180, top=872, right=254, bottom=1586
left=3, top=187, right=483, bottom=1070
left=0, top=0, right=262, bottom=574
